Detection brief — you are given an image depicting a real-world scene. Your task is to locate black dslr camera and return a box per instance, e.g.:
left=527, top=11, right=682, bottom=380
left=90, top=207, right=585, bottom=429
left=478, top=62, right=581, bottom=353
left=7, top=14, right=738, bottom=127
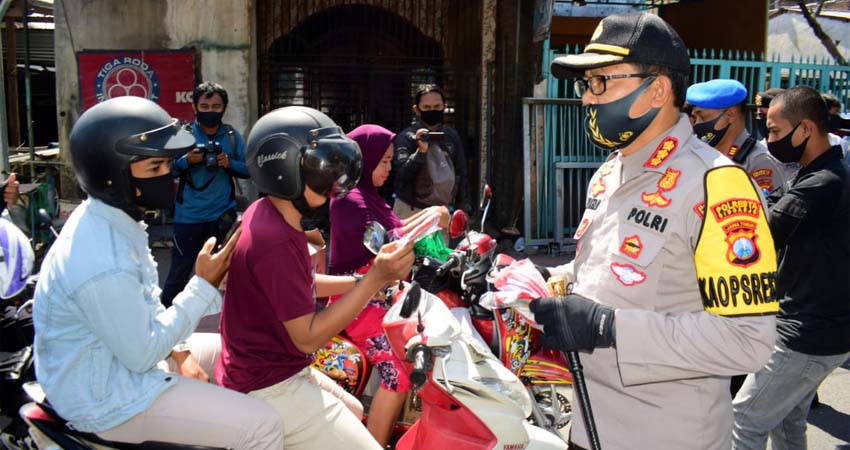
left=418, top=131, right=445, bottom=143
left=200, top=141, right=223, bottom=171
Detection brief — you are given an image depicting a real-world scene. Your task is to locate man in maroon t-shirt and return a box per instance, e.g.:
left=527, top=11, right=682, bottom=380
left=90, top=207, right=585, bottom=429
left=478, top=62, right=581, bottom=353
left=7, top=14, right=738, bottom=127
left=216, top=107, right=413, bottom=450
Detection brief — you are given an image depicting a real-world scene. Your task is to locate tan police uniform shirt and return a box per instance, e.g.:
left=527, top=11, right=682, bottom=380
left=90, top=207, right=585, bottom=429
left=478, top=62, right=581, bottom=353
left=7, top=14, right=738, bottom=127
left=729, top=129, right=788, bottom=193
left=550, top=115, right=778, bottom=450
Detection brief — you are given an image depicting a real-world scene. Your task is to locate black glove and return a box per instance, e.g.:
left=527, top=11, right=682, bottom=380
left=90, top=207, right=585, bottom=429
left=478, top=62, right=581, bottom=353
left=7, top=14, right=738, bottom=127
left=529, top=294, right=615, bottom=353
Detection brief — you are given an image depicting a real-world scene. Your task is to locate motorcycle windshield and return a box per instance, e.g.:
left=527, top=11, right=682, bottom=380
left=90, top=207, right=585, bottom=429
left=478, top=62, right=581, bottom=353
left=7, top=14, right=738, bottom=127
left=383, top=282, right=461, bottom=357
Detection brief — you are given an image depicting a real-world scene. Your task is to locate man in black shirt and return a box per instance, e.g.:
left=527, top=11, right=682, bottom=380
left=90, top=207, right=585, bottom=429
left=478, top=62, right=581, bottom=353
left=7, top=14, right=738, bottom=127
left=391, top=84, right=469, bottom=218
left=733, top=86, right=850, bottom=450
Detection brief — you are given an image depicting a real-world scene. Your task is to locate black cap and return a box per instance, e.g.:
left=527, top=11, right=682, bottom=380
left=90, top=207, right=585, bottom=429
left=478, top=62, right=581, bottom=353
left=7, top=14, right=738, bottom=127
left=551, top=12, right=690, bottom=79
left=754, top=88, right=785, bottom=108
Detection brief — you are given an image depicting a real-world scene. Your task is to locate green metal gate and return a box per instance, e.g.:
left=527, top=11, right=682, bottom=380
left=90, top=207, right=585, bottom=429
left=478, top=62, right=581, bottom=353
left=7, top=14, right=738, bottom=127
left=523, top=41, right=850, bottom=248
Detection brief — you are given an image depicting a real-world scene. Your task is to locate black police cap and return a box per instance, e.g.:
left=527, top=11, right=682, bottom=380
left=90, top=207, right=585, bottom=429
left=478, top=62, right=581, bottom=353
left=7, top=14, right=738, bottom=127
left=551, top=12, right=690, bottom=79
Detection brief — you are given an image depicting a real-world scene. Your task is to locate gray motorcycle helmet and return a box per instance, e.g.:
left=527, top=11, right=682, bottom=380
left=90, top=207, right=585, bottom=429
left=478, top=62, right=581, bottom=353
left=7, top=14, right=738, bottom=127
left=69, top=96, right=195, bottom=216
left=246, top=106, right=361, bottom=201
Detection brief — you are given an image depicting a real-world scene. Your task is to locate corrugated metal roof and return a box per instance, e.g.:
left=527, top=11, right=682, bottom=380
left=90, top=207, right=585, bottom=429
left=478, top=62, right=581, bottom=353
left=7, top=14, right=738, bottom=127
left=0, top=28, right=54, bottom=65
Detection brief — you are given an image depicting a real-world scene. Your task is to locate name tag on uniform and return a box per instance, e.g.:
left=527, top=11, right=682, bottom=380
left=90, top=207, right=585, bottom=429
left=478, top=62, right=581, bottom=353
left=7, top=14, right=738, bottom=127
left=626, top=207, right=670, bottom=234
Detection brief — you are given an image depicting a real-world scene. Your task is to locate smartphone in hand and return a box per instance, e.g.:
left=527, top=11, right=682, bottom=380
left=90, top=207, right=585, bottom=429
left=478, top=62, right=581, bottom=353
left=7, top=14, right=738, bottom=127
left=216, top=219, right=242, bottom=253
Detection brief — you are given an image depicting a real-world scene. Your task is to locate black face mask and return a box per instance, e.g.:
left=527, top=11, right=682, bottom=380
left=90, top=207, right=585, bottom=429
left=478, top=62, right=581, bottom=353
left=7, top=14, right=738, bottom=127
left=583, top=77, right=660, bottom=151
left=755, top=116, right=769, bottom=140
left=767, top=123, right=808, bottom=164
left=419, top=109, right=444, bottom=127
left=827, top=114, right=842, bottom=132
left=132, top=173, right=175, bottom=210
left=197, top=111, right=224, bottom=128
left=294, top=194, right=329, bottom=229
left=693, top=109, right=730, bottom=147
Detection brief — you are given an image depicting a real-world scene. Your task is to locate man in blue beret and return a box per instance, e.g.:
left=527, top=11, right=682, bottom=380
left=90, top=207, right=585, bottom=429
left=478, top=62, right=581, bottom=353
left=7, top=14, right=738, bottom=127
left=687, top=79, right=788, bottom=193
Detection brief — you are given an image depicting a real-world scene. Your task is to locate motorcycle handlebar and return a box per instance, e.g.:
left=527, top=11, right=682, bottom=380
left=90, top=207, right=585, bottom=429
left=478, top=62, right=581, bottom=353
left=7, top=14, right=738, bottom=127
left=435, top=253, right=462, bottom=277
left=409, top=345, right=431, bottom=389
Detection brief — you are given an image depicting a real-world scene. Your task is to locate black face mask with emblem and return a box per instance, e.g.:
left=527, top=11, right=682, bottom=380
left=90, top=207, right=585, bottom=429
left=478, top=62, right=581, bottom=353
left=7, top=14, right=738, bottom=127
left=693, top=109, right=730, bottom=148
left=583, top=77, right=660, bottom=151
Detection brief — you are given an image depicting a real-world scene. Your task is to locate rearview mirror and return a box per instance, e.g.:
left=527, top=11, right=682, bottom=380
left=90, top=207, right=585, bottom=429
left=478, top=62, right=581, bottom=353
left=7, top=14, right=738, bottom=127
left=37, top=208, right=53, bottom=230
left=363, top=221, right=388, bottom=255
left=449, top=209, right=467, bottom=239
left=399, top=281, right=422, bottom=319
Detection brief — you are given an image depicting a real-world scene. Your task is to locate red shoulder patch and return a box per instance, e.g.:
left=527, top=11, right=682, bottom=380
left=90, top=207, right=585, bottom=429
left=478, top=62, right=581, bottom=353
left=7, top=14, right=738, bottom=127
left=710, top=198, right=761, bottom=222
left=728, top=146, right=739, bottom=157
left=644, top=137, right=678, bottom=168
left=751, top=168, right=773, bottom=179
left=693, top=202, right=705, bottom=219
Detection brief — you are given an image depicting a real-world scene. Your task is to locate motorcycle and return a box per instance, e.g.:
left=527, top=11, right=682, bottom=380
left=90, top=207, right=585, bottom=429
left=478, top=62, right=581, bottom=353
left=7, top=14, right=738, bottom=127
left=408, top=187, right=573, bottom=438
left=382, top=279, right=566, bottom=450
left=311, top=189, right=573, bottom=439
left=308, top=210, right=448, bottom=435
left=1, top=210, right=54, bottom=450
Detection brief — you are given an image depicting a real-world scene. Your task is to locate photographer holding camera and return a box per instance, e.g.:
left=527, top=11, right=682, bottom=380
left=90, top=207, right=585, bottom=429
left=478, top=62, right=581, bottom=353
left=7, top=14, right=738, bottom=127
left=162, top=81, right=249, bottom=307
left=390, top=84, right=469, bottom=219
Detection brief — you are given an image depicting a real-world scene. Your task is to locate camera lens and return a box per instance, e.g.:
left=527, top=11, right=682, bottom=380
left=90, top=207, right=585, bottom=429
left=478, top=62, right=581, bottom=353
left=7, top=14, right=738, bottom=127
left=205, top=151, right=217, bottom=171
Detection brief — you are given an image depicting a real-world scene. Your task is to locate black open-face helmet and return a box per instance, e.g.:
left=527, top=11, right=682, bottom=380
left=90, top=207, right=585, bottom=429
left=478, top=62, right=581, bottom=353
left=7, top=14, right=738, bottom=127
left=69, top=96, right=195, bottom=216
left=246, top=106, right=361, bottom=201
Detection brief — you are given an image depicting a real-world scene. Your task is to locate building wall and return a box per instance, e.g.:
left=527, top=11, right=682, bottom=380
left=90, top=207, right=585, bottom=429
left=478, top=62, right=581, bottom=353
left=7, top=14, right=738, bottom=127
left=768, top=12, right=850, bottom=63
left=489, top=0, right=539, bottom=230
left=54, top=0, right=255, bottom=199
left=549, top=0, right=768, bottom=56
left=661, top=0, right=768, bottom=56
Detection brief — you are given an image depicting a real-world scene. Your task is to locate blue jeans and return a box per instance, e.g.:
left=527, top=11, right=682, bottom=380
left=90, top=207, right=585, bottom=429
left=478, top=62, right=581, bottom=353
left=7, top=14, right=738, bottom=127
left=160, top=220, right=222, bottom=307
left=732, top=342, right=849, bottom=450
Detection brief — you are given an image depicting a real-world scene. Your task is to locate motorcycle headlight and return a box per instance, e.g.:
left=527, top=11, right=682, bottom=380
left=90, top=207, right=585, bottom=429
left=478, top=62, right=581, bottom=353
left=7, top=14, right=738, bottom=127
left=475, top=376, right=533, bottom=417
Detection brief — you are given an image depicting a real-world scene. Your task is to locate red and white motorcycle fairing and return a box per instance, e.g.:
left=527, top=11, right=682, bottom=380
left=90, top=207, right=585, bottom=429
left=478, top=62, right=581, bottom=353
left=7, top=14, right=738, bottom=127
left=383, top=282, right=566, bottom=450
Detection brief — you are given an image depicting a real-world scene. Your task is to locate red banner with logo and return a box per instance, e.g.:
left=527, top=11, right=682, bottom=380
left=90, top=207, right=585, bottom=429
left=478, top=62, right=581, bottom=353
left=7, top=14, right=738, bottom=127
left=78, top=50, right=196, bottom=122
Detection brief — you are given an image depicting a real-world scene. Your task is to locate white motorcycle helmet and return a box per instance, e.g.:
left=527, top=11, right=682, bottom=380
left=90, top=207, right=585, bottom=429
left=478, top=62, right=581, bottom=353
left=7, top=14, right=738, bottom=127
left=0, top=219, right=35, bottom=299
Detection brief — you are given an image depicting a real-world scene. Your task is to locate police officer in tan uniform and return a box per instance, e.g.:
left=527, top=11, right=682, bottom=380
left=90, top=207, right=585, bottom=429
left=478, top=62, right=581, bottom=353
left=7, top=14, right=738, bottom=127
left=755, top=88, right=800, bottom=181
left=530, top=12, right=779, bottom=450
left=687, top=79, right=788, bottom=194
left=754, top=88, right=785, bottom=141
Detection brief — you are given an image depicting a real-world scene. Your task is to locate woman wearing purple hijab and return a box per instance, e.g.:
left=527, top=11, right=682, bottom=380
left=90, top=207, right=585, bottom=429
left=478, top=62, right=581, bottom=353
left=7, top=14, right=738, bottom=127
left=329, top=124, right=447, bottom=446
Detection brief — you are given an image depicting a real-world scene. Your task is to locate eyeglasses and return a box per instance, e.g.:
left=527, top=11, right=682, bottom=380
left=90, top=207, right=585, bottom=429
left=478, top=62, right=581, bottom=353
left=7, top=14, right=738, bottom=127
left=574, top=73, right=652, bottom=96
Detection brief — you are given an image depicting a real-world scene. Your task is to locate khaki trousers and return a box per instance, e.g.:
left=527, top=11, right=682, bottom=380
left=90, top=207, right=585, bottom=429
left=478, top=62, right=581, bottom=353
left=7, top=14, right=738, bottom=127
left=249, top=367, right=382, bottom=450
left=98, top=333, right=284, bottom=449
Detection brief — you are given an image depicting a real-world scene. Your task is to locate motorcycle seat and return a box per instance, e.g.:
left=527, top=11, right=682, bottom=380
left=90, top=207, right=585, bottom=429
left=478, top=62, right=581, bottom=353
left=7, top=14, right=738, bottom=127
left=22, top=400, right=227, bottom=450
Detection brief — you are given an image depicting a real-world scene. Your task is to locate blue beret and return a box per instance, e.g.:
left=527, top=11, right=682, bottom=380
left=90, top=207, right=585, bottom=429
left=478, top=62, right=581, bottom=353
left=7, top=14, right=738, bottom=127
left=686, top=79, right=748, bottom=109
